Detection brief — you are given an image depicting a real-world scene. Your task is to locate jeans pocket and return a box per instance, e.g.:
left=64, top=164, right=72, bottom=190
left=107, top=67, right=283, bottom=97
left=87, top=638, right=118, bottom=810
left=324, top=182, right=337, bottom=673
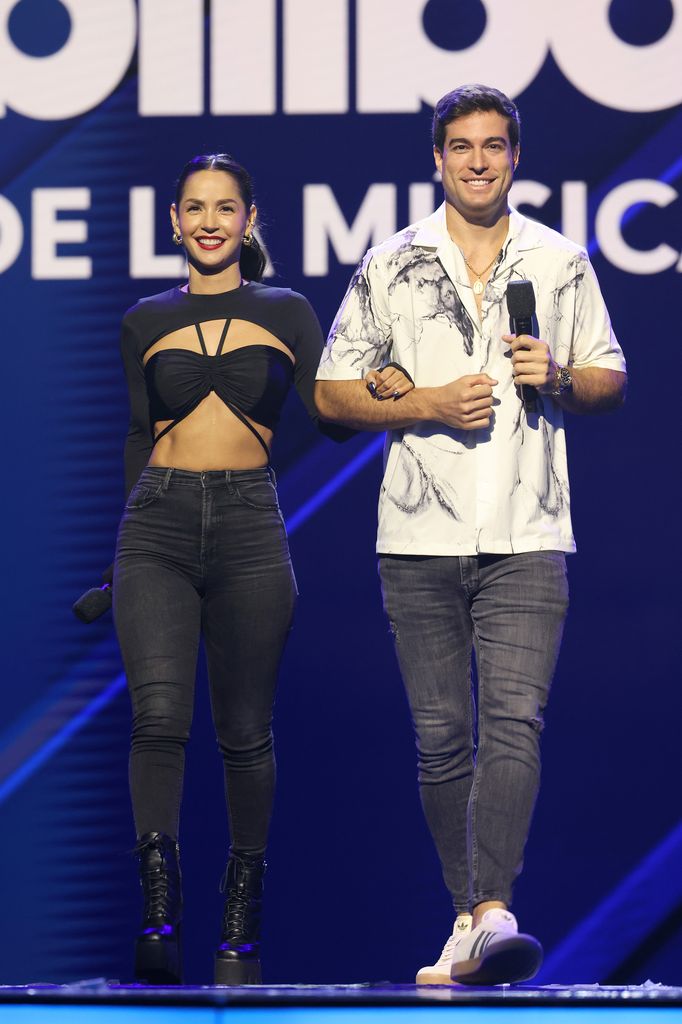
left=125, top=481, right=165, bottom=510
left=232, top=477, right=279, bottom=511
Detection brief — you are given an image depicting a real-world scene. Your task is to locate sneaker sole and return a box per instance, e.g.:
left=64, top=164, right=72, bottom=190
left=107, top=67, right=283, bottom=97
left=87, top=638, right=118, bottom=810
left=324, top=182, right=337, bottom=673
left=451, top=936, right=543, bottom=986
left=416, top=969, right=462, bottom=985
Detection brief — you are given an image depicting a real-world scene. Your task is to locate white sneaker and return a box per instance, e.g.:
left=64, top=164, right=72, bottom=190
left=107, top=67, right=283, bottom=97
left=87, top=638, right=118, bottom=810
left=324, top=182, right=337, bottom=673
left=415, top=915, right=472, bottom=984
left=450, top=908, right=543, bottom=985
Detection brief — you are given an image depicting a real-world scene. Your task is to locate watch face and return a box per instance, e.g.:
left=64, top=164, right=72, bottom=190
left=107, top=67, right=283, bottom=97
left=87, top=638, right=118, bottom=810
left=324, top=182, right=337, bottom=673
left=552, top=366, right=572, bottom=397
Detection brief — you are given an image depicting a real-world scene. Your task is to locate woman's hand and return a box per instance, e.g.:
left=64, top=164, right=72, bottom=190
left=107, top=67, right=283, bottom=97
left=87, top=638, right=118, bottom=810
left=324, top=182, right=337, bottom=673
left=365, top=363, right=415, bottom=401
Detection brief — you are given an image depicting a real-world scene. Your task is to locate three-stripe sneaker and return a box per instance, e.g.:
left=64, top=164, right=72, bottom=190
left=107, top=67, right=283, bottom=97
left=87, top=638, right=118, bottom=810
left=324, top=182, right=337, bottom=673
left=450, top=908, right=543, bottom=985
left=415, top=915, right=472, bottom=984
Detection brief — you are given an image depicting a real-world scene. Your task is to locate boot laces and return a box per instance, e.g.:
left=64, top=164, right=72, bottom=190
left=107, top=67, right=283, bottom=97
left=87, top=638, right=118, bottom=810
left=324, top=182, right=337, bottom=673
left=136, top=838, right=178, bottom=921
left=219, top=857, right=263, bottom=942
left=223, top=891, right=250, bottom=939
left=144, top=867, right=173, bottom=919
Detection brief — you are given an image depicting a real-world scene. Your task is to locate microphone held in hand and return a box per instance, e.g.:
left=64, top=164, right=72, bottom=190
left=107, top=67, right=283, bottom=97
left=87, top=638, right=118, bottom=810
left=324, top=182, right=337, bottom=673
left=506, top=280, right=538, bottom=413
left=72, top=563, right=114, bottom=623
left=72, top=583, right=112, bottom=623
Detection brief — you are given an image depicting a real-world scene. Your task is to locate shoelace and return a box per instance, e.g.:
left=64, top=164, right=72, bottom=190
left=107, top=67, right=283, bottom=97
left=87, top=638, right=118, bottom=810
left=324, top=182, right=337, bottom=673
left=222, top=893, right=250, bottom=939
left=136, top=839, right=178, bottom=921
left=143, top=867, right=174, bottom=919
left=435, top=932, right=458, bottom=966
left=220, top=870, right=252, bottom=938
left=219, top=857, right=264, bottom=941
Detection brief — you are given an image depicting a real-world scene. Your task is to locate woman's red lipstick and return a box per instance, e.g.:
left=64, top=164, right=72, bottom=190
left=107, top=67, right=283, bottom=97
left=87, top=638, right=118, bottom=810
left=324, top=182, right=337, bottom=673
left=196, top=236, right=226, bottom=251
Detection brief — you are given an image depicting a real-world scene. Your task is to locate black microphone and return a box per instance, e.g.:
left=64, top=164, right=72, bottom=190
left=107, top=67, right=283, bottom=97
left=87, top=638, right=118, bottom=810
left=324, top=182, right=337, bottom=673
left=72, top=584, right=112, bottom=623
left=72, top=563, right=114, bottom=623
left=506, top=280, right=538, bottom=413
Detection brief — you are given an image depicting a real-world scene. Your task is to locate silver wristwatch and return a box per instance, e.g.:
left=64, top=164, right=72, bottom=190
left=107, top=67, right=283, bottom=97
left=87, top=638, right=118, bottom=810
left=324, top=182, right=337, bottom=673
left=551, top=365, right=573, bottom=397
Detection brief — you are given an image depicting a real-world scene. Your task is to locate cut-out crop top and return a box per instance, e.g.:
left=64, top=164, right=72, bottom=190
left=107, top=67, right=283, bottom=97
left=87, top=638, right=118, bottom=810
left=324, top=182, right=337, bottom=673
left=121, top=282, right=347, bottom=497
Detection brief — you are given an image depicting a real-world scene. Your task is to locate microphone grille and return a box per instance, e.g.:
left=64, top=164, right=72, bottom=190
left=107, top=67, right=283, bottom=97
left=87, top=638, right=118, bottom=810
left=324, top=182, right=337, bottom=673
left=506, top=280, right=536, bottom=319
left=72, top=586, right=112, bottom=624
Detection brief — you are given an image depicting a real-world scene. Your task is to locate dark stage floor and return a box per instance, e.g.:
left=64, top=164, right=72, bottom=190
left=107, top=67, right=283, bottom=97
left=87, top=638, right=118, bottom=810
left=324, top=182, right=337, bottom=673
left=1, top=981, right=682, bottom=1021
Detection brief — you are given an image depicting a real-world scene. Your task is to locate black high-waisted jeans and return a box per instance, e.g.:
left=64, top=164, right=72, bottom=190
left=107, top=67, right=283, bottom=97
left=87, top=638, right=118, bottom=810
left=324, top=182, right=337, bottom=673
left=113, top=466, right=297, bottom=857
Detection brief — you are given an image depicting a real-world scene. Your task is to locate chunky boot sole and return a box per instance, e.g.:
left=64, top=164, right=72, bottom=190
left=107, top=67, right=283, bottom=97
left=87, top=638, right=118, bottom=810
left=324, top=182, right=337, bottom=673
left=135, top=934, right=183, bottom=986
left=215, top=956, right=262, bottom=985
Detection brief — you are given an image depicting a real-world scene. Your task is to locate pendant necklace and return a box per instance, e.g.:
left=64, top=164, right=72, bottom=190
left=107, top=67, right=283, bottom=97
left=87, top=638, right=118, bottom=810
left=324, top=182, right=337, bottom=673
left=462, top=248, right=502, bottom=295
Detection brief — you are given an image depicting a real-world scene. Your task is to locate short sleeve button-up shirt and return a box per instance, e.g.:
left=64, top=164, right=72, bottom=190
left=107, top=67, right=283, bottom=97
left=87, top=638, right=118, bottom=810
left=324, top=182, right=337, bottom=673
left=317, top=205, right=626, bottom=556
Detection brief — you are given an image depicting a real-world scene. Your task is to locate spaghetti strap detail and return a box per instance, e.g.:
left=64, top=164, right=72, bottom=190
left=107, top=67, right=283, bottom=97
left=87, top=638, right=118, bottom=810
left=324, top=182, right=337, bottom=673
left=152, top=402, right=270, bottom=462
left=224, top=401, right=271, bottom=462
left=216, top=319, right=231, bottom=357
left=195, top=323, right=208, bottom=355
left=153, top=420, right=179, bottom=445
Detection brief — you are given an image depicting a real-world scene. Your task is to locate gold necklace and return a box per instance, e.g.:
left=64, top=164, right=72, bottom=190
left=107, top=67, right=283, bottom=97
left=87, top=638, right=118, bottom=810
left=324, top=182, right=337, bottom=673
left=462, top=248, right=502, bottom=295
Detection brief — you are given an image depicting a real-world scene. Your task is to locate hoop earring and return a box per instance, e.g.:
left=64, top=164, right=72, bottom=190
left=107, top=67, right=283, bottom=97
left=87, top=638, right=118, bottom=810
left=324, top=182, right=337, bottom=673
left=243, top=233, right=254, bottom=246
left=172, top=231, right=182, bottom=246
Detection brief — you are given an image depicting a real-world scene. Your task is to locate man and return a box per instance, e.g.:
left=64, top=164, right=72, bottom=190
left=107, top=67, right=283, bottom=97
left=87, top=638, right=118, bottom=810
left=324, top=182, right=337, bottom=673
left=314, top=84, right=626, bottom=986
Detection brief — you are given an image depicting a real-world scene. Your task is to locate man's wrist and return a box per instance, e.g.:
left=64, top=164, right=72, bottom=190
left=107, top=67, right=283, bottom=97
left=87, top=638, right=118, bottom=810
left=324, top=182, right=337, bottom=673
left=550, top=364, right=573, bottom=398
left=379, top=384, right=437, bottom=425
left=410, top=385, right=437, bottom=422
left=539, top=363, right=572, bottom=397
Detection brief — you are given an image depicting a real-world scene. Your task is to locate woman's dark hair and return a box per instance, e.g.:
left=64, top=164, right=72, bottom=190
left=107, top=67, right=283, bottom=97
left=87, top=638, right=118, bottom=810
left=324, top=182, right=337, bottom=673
left=432, top=84, right=521, bottom=152
left=174, top=153, right=267, bottom=282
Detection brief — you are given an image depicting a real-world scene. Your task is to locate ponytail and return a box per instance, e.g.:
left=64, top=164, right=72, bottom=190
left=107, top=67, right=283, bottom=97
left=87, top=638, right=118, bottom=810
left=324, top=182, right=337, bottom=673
left=240, top=233, right=267, bottom=282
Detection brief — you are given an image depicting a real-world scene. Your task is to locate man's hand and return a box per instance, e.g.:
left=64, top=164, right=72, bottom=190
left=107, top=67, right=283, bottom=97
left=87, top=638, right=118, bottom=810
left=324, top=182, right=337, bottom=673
left=430, top=373, right=498, bottom=430
left=503, top=334, right=557, bottom=393
left=502, top=334, right=627, bottom=412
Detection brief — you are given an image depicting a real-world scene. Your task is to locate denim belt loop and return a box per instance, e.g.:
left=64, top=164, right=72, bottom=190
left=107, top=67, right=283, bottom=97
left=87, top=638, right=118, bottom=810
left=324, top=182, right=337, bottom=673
left=162, top=467, right=173, bottom=491
left=268, top=467, right=277, bottom=486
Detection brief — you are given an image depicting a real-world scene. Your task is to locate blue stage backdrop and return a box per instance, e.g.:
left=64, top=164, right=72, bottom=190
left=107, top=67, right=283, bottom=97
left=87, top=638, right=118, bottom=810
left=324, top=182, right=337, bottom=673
left=1, top=0, right=681, bottom=986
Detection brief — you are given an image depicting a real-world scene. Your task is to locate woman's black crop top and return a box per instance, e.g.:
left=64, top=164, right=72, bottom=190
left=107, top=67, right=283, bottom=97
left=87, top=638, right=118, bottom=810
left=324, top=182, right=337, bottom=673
left=121, top=282, right=346, bottom=497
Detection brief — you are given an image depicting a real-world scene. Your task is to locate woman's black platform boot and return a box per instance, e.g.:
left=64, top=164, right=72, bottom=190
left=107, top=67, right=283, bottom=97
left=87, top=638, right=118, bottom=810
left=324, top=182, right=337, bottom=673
left=134, top=832, right=183, bottom=985
left=215, top=853, right=266, bottom=985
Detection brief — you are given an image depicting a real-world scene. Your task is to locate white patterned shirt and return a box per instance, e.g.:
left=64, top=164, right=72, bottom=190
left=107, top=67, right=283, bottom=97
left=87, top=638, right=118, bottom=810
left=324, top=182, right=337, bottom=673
left=317, top=205, right=626, bottom=556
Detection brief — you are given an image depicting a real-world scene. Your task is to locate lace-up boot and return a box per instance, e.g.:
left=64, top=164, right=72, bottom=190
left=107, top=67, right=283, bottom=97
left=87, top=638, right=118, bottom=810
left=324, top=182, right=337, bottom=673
left=134, top=832, right=183, bottom=985
left=214, top=852, right=266, bottom=985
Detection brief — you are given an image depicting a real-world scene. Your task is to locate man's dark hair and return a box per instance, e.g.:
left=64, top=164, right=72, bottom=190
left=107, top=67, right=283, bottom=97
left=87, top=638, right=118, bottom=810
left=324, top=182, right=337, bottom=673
left=432, top=84, right=521, bottom=152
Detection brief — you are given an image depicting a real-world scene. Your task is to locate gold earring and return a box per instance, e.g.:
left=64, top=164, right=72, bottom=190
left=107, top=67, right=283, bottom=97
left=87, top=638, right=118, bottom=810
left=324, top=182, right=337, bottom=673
left=172, top=231, right=182, bottom=246
left=243, top=233, right=253, bottom=246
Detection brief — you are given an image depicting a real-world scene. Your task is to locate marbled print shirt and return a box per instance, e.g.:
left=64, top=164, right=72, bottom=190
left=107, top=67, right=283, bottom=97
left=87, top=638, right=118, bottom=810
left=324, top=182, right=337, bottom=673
left=317, top=205, right=626, bottom=556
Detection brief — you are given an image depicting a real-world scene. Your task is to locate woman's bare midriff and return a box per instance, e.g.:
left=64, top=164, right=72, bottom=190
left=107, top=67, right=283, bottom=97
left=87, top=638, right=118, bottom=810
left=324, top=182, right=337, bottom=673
left=149, top=393, right=272, bottom=471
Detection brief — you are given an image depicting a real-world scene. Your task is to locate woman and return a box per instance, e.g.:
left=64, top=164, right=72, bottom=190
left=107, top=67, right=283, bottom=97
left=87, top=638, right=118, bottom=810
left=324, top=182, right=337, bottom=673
left=113, top=153, right=412, bottom=986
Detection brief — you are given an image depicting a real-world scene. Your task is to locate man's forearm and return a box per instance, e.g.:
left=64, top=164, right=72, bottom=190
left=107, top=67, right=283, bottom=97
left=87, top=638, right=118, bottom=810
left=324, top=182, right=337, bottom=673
left=555, top=367, right=627, bottom=414
left=315, top=379, right=433, bottom=430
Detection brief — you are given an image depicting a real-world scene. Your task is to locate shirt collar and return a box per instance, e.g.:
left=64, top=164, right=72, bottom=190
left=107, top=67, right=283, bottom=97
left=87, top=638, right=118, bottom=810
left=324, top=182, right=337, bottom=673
left=411, top=202, right=544, bottom=256
left=409, top=203, right=544, bottom=331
